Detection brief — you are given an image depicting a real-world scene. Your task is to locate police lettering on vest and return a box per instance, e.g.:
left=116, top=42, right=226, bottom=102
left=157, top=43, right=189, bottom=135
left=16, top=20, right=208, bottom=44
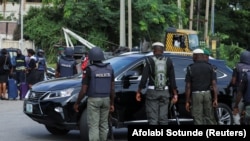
left=152, top=56, right=168, bottom=90
left=87, top=64, right=112, bottom=97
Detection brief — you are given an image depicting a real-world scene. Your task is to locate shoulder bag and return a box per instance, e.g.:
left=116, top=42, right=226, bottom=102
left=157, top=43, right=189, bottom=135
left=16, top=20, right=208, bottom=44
left=3, top=56, right=10, bottom=71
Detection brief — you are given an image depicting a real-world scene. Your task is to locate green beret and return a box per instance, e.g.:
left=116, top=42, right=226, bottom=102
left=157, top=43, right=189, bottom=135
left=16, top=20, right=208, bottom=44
left=203, top=48, right=211, bottom=56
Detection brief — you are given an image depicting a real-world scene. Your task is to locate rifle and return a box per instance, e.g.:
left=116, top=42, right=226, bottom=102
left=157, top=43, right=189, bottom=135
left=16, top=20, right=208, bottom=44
left=170, top=101, right=180, bottom=125
left=168, top=81, right=180, bottom=125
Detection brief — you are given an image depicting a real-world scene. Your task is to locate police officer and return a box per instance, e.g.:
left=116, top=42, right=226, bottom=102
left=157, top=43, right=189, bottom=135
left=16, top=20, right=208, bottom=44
left=136, top=42, right=178, bottom=125
left=56, top=47, right=77, bottom=78
left=36, top=49, right=47, bottom=81
left=74, top=47, right=115, bottom=141
left=229, top=50, right=250, bottom=124
left=185, top=49, right=218, bottom=125
left=233, top=71, right=250, bottom=125
left=15, top=49, right=26, bottom=85
left=26, top=49, right=39, bottom=89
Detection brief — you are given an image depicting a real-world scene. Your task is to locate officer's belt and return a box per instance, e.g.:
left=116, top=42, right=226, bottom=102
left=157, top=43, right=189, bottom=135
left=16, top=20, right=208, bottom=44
left=16, top=66, right=26, bottom=70
left=148, top=86, right=168, bottom=90
left=192, top=90, right=210, bottom=94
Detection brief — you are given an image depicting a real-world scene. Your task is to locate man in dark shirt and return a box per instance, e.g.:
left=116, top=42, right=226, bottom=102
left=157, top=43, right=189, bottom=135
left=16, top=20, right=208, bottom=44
left=233, top=71, right=250, bottom=125
left=136, top=42, right=178, bottom=125
left=185, top=49, right=218, bottom=125
left=26, top=49, right=39, bottom=89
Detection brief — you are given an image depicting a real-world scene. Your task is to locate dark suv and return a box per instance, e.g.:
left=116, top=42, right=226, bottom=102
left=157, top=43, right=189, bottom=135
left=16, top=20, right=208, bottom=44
left=23, top=52, right=234, bottom=140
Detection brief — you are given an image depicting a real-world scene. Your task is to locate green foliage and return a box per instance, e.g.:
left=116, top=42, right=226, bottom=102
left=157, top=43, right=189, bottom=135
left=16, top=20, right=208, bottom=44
left=24, top=6, right=64, bottom=64
left=217, top=44, right=244, bottom=68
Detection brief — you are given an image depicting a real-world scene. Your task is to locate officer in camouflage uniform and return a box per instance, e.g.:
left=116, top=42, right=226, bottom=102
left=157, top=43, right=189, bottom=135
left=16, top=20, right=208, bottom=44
left=136, top=42, right=178, bottom=125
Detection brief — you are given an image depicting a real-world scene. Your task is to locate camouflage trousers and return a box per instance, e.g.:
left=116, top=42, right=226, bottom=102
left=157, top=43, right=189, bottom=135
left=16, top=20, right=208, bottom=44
left=145, top=89, right=170, bottom=125
left=191, top=91, right=217, bottom=125
left=87, top=97, right=110, bottom=141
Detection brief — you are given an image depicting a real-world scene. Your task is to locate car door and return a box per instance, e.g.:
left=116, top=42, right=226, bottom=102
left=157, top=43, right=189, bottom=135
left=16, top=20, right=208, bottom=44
left=114, top=59, right=147, bottom=123
left=171, top=56, right=193, bottom=119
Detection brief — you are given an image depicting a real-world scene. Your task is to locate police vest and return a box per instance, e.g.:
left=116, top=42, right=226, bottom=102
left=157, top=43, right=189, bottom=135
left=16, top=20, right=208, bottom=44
left=59, top=58, right=75, bottom=77
left=86, top=64, right=112, bottom=97
left=37, top=56, right=46, bottom=71
left=15, top=55, right=26, bottom=71
left=236, top=63, right=250, bottom=86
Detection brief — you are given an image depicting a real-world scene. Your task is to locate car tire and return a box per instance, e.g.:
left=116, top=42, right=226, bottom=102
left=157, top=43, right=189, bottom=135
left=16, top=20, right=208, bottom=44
left=80, top=109, right=89, bottom=141
left=45, top=125, right=70, bottom=135
left=216, top=103, right=233, bottom=125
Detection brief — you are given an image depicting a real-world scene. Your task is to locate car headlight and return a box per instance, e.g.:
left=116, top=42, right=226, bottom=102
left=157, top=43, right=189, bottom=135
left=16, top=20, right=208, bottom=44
left=24, top=90, right=30, bottom=99
left=44, top=88, right=75, bottom=99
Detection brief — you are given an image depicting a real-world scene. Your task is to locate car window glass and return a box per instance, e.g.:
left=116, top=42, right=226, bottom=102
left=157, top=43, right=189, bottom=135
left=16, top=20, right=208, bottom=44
left=105, top=56, right=140, bottom=75
left=171, top=57, right=193, bottom=79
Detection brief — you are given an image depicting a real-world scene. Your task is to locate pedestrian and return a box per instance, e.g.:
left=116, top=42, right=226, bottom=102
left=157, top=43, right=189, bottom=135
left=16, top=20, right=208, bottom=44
left=55, top=47, right=77, bottom=78
left=233, top=70, right=250, bottom=125
left=0, top=49, right=13, bottom=100
left=26, top=49, right=39, bottom=89
left=135, top=42, right=178, bottom=125
left=36, top=49, right=48, bottom=81
left=73, top=47, right=115, bottom=141
left=228, top=50, right=250, bottom=124
left=15, top=49, right=27, bottom=99
left=15, top=49, right=26, bottom=84
left=185, top=48, right=218, bottom=125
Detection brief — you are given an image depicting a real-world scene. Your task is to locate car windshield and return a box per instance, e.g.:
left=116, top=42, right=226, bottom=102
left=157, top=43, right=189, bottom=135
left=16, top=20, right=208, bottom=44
left=104, top=56, right=141, bottom=75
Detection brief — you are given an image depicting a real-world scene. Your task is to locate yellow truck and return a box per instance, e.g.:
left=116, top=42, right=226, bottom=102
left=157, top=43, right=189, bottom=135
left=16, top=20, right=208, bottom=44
left=164, top=27, right=199, bottom=53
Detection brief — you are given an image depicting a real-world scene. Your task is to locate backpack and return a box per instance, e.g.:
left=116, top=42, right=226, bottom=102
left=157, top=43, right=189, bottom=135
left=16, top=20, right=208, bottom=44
left=152, top=56, right=168, bottom=90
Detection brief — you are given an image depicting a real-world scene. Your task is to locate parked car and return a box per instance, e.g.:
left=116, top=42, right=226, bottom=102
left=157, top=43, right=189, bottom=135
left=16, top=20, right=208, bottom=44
left=23, top=52, right=234, bottom=140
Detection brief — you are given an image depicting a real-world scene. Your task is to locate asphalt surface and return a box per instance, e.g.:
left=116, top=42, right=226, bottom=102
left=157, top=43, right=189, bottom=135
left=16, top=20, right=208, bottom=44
left=0, top=99, right=127, bottom=141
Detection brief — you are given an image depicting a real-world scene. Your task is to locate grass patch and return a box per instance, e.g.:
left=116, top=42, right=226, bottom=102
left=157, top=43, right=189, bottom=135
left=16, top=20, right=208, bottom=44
left=48, top=63, right=56, bottom=69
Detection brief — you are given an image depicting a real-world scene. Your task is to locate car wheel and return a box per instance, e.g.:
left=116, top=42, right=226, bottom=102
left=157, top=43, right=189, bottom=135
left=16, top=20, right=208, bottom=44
left=45, top=125, right=70, bottom=135
left=216, top=103, right=233, bottom=125
left=80, top=109, right=89, bottom=141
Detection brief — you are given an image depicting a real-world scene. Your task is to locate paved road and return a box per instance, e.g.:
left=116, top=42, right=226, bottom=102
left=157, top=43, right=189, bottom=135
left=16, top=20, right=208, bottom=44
left=0, top=100, right=127, bottom=141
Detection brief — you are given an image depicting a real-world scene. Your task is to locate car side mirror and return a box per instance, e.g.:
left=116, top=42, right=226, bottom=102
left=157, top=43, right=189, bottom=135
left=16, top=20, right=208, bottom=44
left=122, top=70, right=139, bottom=88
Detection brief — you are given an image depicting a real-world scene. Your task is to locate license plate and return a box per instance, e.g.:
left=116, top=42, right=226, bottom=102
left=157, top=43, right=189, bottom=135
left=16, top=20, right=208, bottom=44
left=26, top=104, right=33, bottom=113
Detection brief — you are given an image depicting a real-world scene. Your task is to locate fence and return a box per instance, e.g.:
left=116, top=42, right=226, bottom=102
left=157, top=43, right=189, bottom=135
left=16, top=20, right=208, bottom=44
left=0, top=39, right=35, bottom=55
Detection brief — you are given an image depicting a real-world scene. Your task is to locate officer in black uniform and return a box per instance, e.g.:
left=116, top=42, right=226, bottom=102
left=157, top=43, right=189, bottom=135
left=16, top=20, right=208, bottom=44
left=15, top=49, right=26, bottom=86
left=136, top=42, right=178, bottom=125
left=233, top=71, right=250, bottom=125
left=56, top=47, right=77, bottom=78
left=74, top=47, right=115, bottom=141
left=185, top=49, right=218, bottom=125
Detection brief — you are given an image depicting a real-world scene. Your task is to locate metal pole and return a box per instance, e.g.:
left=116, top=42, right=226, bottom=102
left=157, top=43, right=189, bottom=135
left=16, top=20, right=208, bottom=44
left=177, top=0, right=182, bottom=29
left=189, top=0, right=194, bottom=30
left=20, top=0, right=23, bottom=49
left=211, top=0, right=215, bottom=35
left=128, top=0, right=132, bottom=50
left=120, top=0, right=126, bottom=48
left=204, top=0, right=210, bottom=42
